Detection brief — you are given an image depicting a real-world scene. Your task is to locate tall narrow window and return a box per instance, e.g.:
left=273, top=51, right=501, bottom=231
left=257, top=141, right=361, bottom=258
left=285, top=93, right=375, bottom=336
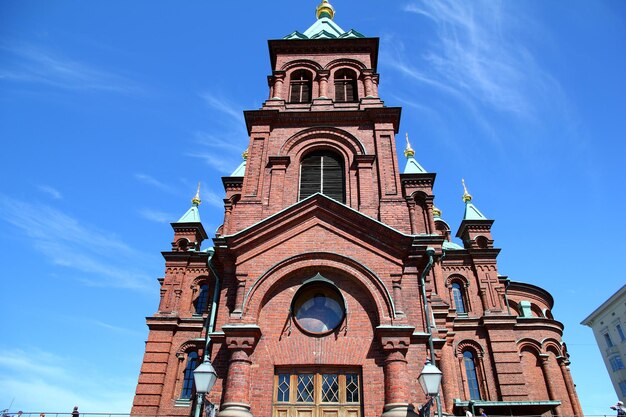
left=194, top=284, right=209, bottom=315
left=299, top=151, right=345, bottom=202
left=181, top=351, right=199, bottom=399
left=463, top=350, right=481, bottom=400
left=334, top=69, right=357, bottom=102
left=605, top=332, right=615, bottom=348
left=289, top=70, right=312, bottom=103
left=617, top=324, right=626, bottom=342
left=451, top=282, right=466, bottom=314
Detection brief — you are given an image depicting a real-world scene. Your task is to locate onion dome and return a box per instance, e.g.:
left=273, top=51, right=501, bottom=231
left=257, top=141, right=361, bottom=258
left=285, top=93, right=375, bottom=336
left=316, top=0, right=335, bottom=20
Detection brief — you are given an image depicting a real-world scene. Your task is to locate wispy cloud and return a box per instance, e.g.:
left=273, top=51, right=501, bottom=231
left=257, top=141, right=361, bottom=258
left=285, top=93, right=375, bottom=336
left=193, top=131, right=245, bottom=153
left=199, top=92, right=244, bottom=122
left=0, top=347, right=135, bottom=412
left=0, top=41, right=142, bottom=94
left=134, top=173, right=175, bottom=193
left=391, top=1, right=563, bottom=120
left=138, top=208, right=175, bottom=223
left=186, top=151, right=239, bottom=175
left=37, top=184, right=63, bottom=199
left=0, top=193, right=156, bottom=291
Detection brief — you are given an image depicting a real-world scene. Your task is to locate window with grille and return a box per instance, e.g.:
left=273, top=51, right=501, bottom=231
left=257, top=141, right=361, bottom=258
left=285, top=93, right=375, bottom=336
left=194, top=284, right=210, bottom=315
left=334, top=69, right=358, bottom=102
left=299, top=151, right=345, bottom=203
left=451, top=282, right=467, bottom=314
left=289, top=70, right=312, bottom=103
left=610, top=355, right=625, bottom=371
left=181, top=351, right=199, bottom=399
left=463, top=350, right=481, bottom=400
left=274, top=370, right=361, bottom=406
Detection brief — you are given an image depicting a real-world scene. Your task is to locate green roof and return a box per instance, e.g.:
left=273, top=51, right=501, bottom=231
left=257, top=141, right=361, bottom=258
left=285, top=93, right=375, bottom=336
left=284, top=17, right=364, bottom=40
left=463, top=201, right=488, bottom=220
left=403, top=156, right=427, bottom=174
left=177, top=205, right=201, bottom=223
left=230, top=159, right=246, bottom=177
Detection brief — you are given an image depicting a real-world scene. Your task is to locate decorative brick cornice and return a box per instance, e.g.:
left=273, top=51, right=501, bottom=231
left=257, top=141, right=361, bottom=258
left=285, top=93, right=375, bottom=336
left=222, top=324, right=262, bottom=352
left=376, top=325, right=414, bottom=351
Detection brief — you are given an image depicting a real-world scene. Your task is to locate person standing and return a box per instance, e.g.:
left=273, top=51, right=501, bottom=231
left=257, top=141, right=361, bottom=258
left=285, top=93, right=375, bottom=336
left=610, top=401, right=626, bottom=417
left=478, top=408, right=487, bottom=417
left=71, top=406, right=79, bottom=417
left=463, top=407, right=473, bottom=417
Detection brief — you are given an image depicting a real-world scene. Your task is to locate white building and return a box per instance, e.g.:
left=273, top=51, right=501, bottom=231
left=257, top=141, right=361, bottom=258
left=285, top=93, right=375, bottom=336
left=582, top=285, right=626, bottom=402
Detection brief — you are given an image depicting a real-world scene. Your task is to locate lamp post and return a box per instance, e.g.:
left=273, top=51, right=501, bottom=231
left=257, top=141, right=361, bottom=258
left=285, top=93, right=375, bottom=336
left=193, top=359, right=218, bottom=417
left=418, top=359, right=443, bottom=417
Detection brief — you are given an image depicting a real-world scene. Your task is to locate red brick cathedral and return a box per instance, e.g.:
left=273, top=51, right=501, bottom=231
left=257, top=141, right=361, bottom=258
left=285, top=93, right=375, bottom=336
left=131, top=2, right=583, bottom=417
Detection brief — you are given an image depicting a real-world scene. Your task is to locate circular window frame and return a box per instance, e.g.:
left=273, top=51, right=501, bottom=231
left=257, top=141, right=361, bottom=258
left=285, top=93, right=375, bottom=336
left=291, top=273, right=347, bottom=336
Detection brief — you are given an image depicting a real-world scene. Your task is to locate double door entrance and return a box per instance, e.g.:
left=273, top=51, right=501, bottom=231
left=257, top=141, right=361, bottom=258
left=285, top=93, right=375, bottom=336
left=272, top=369, right=362, bottom=417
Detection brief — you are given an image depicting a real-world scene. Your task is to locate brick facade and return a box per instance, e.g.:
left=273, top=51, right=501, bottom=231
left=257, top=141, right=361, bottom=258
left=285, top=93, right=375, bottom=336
left=131, top=6, right=582, bottom=417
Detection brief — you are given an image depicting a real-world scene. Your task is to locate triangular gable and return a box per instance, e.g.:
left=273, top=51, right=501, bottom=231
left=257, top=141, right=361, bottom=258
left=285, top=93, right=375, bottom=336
left=302, top=17, right=346, bottom=39
left=219, top=193, right=414, bottom=260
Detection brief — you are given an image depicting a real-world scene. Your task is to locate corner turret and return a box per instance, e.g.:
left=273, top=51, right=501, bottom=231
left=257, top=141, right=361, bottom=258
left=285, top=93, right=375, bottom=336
left=170, top=183, right=208, bottom=252
left=455, top=179, right=494, bottom=249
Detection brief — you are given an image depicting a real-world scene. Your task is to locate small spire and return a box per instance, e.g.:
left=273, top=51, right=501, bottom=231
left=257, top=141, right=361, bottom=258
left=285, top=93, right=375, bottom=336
left=462, top=178, right=472, bottom=203
left=192, top=182, right=202, bottom=206
left=242, top=148, right=249, bottom=160
left=404, top=132, right=415, bottom=158
left=316, top=0, right=335, bottom=20
left=432, top=206, right=442, bottom=218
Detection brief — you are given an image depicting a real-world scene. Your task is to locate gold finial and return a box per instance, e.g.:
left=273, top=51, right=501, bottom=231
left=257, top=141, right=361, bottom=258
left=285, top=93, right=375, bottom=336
left=404, top=133, right=415, bottom=158
left=242, top=148, right=249, bottom=160
left=462, top=178, right=472, bottom=203
left=316, top=0, right=335, bottom=20
left=192, top=182, right=202, bottom=206
left=432, top=206, right=442, bottom=218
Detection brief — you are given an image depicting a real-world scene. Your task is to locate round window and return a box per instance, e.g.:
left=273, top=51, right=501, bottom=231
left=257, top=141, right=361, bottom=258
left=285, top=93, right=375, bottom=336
left=292, top=283, right=345, bottom=334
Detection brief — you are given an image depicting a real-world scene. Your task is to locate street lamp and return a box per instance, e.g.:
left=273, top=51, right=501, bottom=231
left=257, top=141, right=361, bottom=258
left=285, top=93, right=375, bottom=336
left=193, top=359, right=218, bottom=417
left=418, top=359, right=443, bottom=417
left=418, top=359, right=442, bottom=397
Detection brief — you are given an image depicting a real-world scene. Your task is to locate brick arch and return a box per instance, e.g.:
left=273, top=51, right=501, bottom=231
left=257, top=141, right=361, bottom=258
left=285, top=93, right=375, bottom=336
left=280, top=127, right=366, bottom=157
left=517, top=338, right=542, bottom=355
left=455, top=339, right=484, bottom=357
left=191, top=275, right=210, bottom=287
left=542, top=338, right=563, bottom=356
left=445, top=273, right=469, bottom=288
left=176, top=340, right=203, bottom=356
left=242, top=252, right=396, bottom=323
left=281, top=59, right=324, bottom=72
left=325, top=58, right=366, bottom=71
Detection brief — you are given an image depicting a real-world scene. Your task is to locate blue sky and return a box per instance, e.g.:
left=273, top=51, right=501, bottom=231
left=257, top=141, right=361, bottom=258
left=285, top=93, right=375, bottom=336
left=1, top=0, right=625, bottom=414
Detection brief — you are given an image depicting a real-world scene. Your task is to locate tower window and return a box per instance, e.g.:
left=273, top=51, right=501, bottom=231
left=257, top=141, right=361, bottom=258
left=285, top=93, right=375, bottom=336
left=194, top=284, right=210, bottom=315
left=181, top=351, right=199, bottom=399
left=617, top=324, right=626, bottom=342
left=451, top=282, right=467, bottom=314
left=289, top=70, right=312, bottom=103
left=299, top=151, right=345, bottom=203
left=334, top=69, right=357, bottom=102
left=605, top=332, right=615, bottom=348
left=463, top=350, right=481, bottom=400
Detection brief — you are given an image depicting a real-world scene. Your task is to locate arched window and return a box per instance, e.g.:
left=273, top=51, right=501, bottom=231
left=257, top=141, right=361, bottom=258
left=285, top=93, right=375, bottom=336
left=290, top=70, right=312, bottom=103
left=463, top=350, right=481, bottom=400
left=299, top=151, right=345, bottom=202
left=334, top=69, right=357, bottom=102
left=451, top=282, right=466, bottom=314
left=181, top=351, right=199, bottom=399
left=194, top=284, right=210, bottom=315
